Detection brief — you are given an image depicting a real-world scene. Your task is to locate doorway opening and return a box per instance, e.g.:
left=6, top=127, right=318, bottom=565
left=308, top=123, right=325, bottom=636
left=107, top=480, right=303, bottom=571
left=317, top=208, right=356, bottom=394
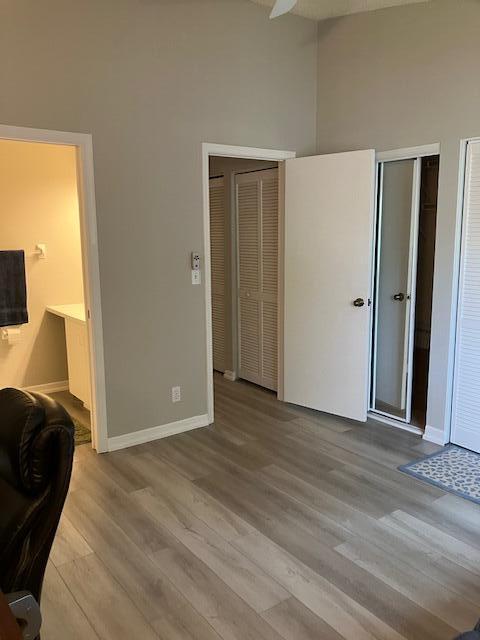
left=0, top=125, right=107, bottom=452
left=209, top=156, right=280, bottom=399
left=370, top=152, right=439, bottom=431
left=203, top=144, right=295, bottom=423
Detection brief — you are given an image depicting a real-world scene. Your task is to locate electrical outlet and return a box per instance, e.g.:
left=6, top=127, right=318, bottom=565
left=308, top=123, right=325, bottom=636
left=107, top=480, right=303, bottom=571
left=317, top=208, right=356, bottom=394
left=171, top=386, right=181, bottom=403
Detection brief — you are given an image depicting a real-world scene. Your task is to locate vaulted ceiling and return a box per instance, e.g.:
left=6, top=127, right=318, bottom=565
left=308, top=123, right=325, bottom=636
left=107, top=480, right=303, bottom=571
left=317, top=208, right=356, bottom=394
left=250, top=0, right=431, bottom=21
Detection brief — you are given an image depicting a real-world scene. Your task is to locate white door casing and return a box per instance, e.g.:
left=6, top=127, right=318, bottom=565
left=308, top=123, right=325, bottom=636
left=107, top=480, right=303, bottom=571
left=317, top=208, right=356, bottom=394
left=283, top=150, right=376, bottom=422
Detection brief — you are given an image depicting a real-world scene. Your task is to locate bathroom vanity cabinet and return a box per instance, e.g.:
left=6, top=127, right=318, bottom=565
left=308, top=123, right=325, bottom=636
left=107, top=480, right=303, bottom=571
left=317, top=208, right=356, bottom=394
left=46, top=304, right=91, bottom=409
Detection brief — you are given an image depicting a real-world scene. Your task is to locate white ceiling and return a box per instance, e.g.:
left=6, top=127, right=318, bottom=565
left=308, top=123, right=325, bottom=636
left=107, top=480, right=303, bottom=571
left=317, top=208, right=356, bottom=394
left=250, top=0, right=431, bottom=21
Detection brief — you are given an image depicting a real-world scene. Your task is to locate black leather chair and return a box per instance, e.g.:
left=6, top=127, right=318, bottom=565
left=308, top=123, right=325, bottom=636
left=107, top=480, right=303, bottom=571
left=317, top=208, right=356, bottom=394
left=0, top=388, right=74, bottom=609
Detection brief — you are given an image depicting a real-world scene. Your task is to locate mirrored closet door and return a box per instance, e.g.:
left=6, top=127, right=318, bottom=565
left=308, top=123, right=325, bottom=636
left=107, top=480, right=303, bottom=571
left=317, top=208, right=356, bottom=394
left=371, top=158, right=420, bottom=423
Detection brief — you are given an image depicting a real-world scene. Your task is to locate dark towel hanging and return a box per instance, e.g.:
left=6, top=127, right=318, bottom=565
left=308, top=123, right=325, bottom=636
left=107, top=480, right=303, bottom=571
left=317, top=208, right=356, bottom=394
left=0, top=250, right=28, bottom=327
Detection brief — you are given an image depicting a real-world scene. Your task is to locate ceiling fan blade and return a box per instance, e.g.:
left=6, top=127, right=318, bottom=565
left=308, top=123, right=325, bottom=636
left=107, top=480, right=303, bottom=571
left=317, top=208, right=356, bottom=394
left=269, top=0, right=298, bottom=19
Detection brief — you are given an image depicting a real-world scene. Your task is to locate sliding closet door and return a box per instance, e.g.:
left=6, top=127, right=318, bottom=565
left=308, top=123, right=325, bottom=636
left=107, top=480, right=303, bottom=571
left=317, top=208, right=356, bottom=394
left=236, top=169, right=278, bottom=391
left=209, top=176, right=226, bottom=373
left=284, top=150, right=375, bottom=422
left=372, top=159, right=419, bottom=422
left=451, top=140, right=480, bottom=453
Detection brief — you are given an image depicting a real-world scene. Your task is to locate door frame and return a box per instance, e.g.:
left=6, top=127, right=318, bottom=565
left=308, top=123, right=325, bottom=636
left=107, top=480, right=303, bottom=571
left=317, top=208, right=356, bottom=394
left=369, top=143, right=440, bottom=434
left=202, top=143, right=295, bottom=423
left=449, top=136, right=480, bottom=447
left=0, top=124, right=108, bottom=452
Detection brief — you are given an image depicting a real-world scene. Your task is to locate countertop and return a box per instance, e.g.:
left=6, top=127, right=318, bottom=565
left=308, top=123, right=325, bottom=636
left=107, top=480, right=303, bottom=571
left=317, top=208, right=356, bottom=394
left=46, top=304, right=86, bottom=323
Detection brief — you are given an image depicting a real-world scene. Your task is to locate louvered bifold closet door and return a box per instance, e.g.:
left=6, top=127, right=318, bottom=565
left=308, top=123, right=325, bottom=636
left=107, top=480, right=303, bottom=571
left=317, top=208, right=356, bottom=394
left=209, top=177, right=226, bottom=372
left=236, top=168, right=278, bottom=391
left=451, top=140, right=480, bottom=453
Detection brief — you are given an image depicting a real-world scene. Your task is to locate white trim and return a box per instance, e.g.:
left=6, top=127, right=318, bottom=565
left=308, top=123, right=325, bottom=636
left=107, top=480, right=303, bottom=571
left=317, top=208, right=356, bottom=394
left=404, top=158, right=421, bottom=420
left=376, top=143, right=440, bottom=163
left=277, top=162, right=286, bottom=401
left=223, top=370, right=237, bottom=382
left=107, top=414, right=209, bottom=452
left=368, top=411, right=423, bottom=436
left=0, top=124, right=108, bottom=453
left=202, top=143, right=296, bottom=424
left=204, top=144, right=295, bottom=162
left=229, top=172, right=239, bottom=379
left=369, top=162, right=383, bottom=411
left=424, top=424, right=448, bottom=446
left=443, top=137, right=480, bottom=446
left=23, top=380, right=69, bottom=394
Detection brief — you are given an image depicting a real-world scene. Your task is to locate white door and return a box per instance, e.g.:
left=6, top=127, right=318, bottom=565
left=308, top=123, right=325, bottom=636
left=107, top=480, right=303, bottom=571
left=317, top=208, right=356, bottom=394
left=236, top=168, right=278, bottom=391
left=209, top=176, right=226, bottom=373
left=451, top=140, right=480, bottom=452
left=283, top=150, right=376, bottom=421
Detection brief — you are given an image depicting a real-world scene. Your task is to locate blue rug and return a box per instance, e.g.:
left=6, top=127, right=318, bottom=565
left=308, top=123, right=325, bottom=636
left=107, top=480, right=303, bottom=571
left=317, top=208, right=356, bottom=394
left=399, top=445, right=480, bottom=505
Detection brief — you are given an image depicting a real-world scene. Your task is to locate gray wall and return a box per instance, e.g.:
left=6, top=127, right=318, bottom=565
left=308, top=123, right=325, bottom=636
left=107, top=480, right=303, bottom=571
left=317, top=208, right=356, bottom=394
left=316, top=0, right=480, bottom=439
left=0, top=0, right=317, bottom=438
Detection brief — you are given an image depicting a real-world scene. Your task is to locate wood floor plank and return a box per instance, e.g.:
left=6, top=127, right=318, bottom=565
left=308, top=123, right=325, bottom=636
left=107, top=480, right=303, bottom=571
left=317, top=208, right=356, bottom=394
left=195, top=464, right=350, bottom=548
left=335, top=537, right=479, bottom=632
left=154, top=545, right=284, bottom=640
left=233, top=531, right=407, bottom=640
left=262, top=597, right=345, bottom=640
left=191, top=427, right=273, bottom=471
left=64, top=488, right=219, bottom=637
left=250, top=464, right=441, bottom=566
left=399, top=492, right=480, bottom=551
left=124, top=451, right=255, bottom=541
left=75, top=444, right=148, bottom=493
left=66, top=455, right=170, bottom=555
left=146, top=432, right=240, bottom=480
left=381, top=509, right=480, bottom=575
left=58, top=554, right=160, bottom=640
left=284, top=429, right=445, bottom=501
left=42, top=562, right=100, bottom=640
left=240, top=434, right=340, bottom=480
left=242, top=516, right=456, bottom=639
left=50, top=514, right=93, bottom=567
left=133, top=486, right=289, bottom=613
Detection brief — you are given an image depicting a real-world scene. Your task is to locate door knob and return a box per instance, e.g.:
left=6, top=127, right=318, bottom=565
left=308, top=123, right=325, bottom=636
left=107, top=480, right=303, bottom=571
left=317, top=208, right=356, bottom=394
left=353, top=298, right=365, bottom=307
left=393, top=293, right=405, bottom=302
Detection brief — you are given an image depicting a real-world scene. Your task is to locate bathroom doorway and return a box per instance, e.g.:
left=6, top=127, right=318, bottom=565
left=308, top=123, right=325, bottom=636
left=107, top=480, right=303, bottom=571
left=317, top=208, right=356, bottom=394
left=0, top=125, right=107, bottom=452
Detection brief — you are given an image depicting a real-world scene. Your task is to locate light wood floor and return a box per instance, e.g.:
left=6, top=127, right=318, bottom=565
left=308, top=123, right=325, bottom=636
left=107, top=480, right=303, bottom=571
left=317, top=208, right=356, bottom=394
left=43, top=374, right=480, bottom=640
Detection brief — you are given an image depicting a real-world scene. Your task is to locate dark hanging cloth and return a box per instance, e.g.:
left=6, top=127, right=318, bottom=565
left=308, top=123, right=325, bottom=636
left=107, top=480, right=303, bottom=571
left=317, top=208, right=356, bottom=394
left=0, top=250, right=28, bottom=327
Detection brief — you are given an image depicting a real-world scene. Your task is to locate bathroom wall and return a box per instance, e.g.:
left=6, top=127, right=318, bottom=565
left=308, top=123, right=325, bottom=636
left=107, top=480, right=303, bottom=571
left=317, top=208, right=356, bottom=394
left=0, top=139, right=84, bottom=389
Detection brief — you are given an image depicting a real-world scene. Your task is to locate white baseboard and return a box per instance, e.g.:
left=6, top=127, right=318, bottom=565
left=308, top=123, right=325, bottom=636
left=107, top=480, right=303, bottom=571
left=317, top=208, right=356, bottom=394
left=23, top=380, right=69, bottom=394
left=223, top=370, right=237, bottom=382
left=107, top=413, right=209, bottom=452
left=423, top=424, right=448, bottom=446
